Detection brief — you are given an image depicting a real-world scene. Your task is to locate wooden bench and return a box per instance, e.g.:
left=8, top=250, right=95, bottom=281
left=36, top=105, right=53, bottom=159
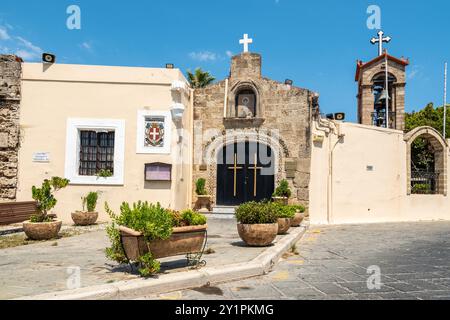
left=0, top=201, right=37, bottom=225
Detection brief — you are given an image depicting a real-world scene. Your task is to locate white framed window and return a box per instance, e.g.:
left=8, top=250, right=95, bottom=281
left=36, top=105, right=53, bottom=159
left=136, top=110, right=172, bottom=154
left=64, top=118, right=125, bottom=185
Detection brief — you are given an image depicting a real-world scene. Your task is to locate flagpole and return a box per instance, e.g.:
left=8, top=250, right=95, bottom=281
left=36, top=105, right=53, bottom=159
left=444, top=62, right=448, bottom=139
left=385, top=51, right=390, bottom=129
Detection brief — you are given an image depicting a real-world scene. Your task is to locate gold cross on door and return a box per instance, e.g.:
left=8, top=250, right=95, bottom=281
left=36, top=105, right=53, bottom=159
left=251, top=153, right=263, bottom=197
left=227, top=153, right=243, bottom=197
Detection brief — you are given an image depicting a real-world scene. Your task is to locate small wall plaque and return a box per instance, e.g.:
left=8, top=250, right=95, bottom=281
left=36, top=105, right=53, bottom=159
left=145, top=163, right=172, bottom=181
left=32, top=152, right=50, bottom=163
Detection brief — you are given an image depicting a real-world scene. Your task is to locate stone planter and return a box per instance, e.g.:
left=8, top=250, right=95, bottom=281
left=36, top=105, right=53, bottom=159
left=290, top=211, right=304, bottom=227
left=23, top=219, right=62, bottom=240
left=71, top=211, right=98, bottom=226
left=119, top=225, right=208, bottom=261
left=237, top=223, right=278, bottom=247
left=277, top=218, right=291, bottom=235
left=195, top=195, right=212, bottom=213
left=272, top=197, right=288, bottom=205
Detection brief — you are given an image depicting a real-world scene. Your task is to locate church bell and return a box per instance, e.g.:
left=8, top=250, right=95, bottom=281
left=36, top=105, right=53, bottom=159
left=374, top=89, right=390, bottom=106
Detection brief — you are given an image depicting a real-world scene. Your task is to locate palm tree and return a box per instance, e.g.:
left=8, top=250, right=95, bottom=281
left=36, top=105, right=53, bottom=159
left=186, top=68, right=215, bottom=88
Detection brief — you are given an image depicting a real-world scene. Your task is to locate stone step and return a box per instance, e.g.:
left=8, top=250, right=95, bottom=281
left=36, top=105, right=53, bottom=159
left=212, top=206, right=236, bottom=214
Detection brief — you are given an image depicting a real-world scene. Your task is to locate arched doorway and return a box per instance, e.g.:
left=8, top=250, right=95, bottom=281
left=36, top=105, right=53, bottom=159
left=216, top=141, right=275, bottom=206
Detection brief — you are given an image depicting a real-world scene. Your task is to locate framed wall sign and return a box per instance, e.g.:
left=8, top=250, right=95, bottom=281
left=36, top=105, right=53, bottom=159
left=145, top=163, right=172, bottom=181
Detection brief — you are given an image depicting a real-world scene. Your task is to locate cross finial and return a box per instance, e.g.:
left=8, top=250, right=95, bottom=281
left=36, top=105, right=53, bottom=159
left=239, top=34, right=253, bottom=53
left=370, top=30, right=392, bottom=56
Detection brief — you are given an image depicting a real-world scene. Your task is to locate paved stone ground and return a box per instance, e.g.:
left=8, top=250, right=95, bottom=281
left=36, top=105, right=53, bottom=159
left=144, top=222, right=450, bottom=300
left=0, top=216, right=273, bottom=299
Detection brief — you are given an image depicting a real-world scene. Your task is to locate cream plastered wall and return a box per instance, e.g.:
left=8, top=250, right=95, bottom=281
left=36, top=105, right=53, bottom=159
left=310, top=121, right=450, bottom=225
left=16, top=63, right=193, bottom=223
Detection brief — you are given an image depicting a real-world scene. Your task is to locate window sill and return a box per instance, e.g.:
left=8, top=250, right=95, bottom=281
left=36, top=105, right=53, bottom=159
left=67, top=175, right=124, bottom=186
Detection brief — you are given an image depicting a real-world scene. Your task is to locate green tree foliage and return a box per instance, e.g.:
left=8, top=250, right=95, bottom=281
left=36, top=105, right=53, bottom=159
left=31, top=177, right=70, bottom=222
left=405, top=103, right=450, bottom=172
left=186, top=68, right=215, bottom=88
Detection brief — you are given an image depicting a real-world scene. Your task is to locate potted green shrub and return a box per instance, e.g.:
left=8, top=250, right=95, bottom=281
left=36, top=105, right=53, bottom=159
left=272, top=179, right=292, bottom=205
left=235, top=201, right=279, bottom=247
left=290, top=204, right=306, bottom=227
left=72, top=191, right=99, bottom=226
left=271, top=202, right=295, bottom=234
left=105, top=202, right=207, bottom=277
left=23, top=177, right=70, bottom=240
left=194, top=178, right=212, bottom=213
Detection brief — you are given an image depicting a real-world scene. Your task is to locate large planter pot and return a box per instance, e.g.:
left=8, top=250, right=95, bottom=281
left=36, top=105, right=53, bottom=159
left=195, top=195, right=212, bottom=213
left=277, top=218, right=291, bottom=235
left=290, top=211, right=304, bottom=227
left=23, top=219, right=62, bottom=240
left=71, top=211, right=98, bottom=226
left=119, top=225, right=208, bottom=261
left=272, top=197, right=288, bottom=205
left=237, top=223, right=278, bottom=247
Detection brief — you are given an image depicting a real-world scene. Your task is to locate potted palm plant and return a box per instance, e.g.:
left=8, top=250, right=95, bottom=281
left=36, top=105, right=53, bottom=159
left=194, top=178, right=212, bottom=213
left=235, top=201, right=279, bottom=247
left=23, top=177, right=70, bottom=240
left=272, top=179, right=292, bottom=205
left=72, top=191, right=99, bottom=226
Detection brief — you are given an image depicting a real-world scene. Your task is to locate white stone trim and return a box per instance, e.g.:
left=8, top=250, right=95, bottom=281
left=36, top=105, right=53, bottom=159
left=64, top=118, right=125, bottom=185
left=136, top=110, right=172, bottom=154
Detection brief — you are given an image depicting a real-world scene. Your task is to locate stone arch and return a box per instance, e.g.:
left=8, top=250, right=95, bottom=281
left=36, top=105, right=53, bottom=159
left=404, top=126, right=448, bottom=195
left=228, top=80, right=262, bottom=118
left=201, top=129, right=288, bottom=201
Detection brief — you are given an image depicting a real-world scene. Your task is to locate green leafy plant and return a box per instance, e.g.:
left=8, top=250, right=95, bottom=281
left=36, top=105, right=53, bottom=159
left=195, top=178, right=207, bottom=196
left=273, top=179, right=292, bottom=198
left=104, top=201, right=174, bottom=276
left=289, top=204, right=306, bottom=213
left=235, top=201, right=278, bottom=225
left=31, top=177, right=70, bottom=222
left=271, top=203, right=296, bottom=219
left=180, top=209, right=207, bottom=226
left=82, top=192, right=98, bottom=212
left=412, top=183, right=432, bottom=194
left=97, top=169, right=113, bottom=179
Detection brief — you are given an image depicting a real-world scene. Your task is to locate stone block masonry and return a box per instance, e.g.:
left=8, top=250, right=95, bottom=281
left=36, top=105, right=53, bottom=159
left=0, top=55, right=22, bottom=201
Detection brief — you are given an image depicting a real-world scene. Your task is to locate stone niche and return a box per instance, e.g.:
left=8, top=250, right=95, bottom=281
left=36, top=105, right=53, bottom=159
left=0, top=55, right=22, bottom=201
left=192, top=52, right=314, bottom=206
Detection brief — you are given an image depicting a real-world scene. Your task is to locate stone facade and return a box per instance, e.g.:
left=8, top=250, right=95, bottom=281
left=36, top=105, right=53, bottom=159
left=0, top=55, right=22, bottom=201
left=356, top=53, right=409, bottom=131
left=192, top=52, right=314, bottom=206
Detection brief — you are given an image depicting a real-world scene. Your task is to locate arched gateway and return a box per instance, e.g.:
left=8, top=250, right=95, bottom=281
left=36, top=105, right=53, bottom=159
left=216, top=142, right=275, bottom=206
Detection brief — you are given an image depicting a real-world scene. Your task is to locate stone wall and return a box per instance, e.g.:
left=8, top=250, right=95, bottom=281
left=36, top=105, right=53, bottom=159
left=0, top=55, right=22, bottom=201
left=192, top=53, right=313, bottom=205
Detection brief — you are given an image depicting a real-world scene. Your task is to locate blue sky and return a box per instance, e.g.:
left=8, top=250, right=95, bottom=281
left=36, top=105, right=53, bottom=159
left=0, top=0, right=448, bottom=121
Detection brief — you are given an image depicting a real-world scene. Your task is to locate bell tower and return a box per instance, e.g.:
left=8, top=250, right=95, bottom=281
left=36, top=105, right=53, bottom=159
left=356, top=31, right=409, bottom=131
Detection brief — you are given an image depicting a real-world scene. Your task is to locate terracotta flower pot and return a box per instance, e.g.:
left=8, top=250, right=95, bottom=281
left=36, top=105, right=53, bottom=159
left=272, top=197, right=288, bottom=205
left=237, top=223, right=278, bottom=247
left=23, top=219, right=62, bottom=240
left=71, top=211, right=98, bottom=226
left=277, top=218, right=291, bottom=235
left=119, top=225, right=208, bottom=261
left=195, top=195, right=212, bottom=213
left=290, top=211, right=304, bottom=227
left=72, top=211, right=98, bottom=226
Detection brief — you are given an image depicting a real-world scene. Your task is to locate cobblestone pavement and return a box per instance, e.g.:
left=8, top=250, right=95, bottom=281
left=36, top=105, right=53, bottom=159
left=144, top=222, right=450, bottom=300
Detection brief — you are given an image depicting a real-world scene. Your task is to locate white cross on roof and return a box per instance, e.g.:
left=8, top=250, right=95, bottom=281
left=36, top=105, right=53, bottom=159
left=239, top=34, right=253, bottom=53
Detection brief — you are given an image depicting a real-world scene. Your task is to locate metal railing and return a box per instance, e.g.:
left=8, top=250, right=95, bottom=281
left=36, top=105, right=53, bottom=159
left=371, top=111, right=396, bottom=128
left=411, top=171, right=440, bottom=194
